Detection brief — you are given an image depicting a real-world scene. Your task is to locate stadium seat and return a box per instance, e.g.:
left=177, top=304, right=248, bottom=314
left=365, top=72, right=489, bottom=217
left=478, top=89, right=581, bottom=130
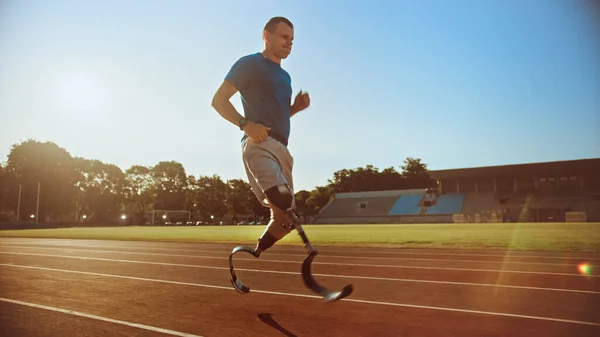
left=388, top=194, right=424, bottom=215
left=425, top=194, right=465, bottom=215
left=317, top=197, right=398, bottom=218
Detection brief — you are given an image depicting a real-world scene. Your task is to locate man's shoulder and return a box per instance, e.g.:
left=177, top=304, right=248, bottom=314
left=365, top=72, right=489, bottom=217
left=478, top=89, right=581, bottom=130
left=235, top=52, right=263, bottom=65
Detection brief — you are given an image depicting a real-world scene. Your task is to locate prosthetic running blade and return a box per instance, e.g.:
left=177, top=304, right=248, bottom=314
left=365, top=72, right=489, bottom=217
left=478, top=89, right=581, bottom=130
left=228, top=224, right=354, bottom=302
left=302, top=250, right=354, bottom=302
left=229, top=245, right=259, bottom=294
left=296, top=225, right=354, bottom=302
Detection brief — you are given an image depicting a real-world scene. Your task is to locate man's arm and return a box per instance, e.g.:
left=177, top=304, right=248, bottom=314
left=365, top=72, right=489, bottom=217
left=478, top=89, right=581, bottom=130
left=211, top=80, right=245, bottom=128
left=212, top=79, right=271, bottom=142
left=290, top=91, right=310, bottom=117
left=290, top=104, right=300, bottom=117
left=213, top=56, right=253, bottom=127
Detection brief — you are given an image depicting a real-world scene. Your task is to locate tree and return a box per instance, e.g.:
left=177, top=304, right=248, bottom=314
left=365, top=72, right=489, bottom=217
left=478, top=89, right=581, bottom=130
left=73, top=158, right=126, bottom=223
left=5, top=140, right=77, bottom=222
left=379, top=166, right=405, bottom=189
left=401, top=157, right=428, bottom=178
left=248, top=192, right=270, bottom=221
left=400, top=157, right=436, bottom=188
left=226, top=179, right=253, bottom=223
left=151, top=161, right=188, bottom=210
left=183, top=174, right=198, bottom=212
left=328, top=168, right=353, bottom=193
left=0, top=139, right=441, bottom=225
left=0, top=164, right=14, bottom=220
left=327, top=164, right=405, bottom=193
left=327, top=158, right=436, bottom=194
left=306, top=186, right=334, bottom=214
left=294, top=190, right=312, bottom=215
left=124, top=165, right=156, bottom=224
left=193, top=174, right=228, bottom=222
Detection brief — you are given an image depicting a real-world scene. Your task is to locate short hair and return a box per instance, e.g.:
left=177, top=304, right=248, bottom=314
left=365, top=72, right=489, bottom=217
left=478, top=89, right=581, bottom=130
left=264, top=16, right=293, bottom=33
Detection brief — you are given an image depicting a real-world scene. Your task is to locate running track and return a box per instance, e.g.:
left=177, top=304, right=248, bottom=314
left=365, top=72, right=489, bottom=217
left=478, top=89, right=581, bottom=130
left=0, top=238, right=598, bottom=336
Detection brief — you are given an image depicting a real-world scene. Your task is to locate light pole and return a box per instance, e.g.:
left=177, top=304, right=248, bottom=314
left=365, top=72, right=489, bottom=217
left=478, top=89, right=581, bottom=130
left=35, top=183, right=40, bottom=224
left=16, top=184, right=22, bottom=222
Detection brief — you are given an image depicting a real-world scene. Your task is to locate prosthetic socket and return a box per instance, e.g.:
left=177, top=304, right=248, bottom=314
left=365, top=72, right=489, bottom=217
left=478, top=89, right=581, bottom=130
left=255, top=184, right=305, bottom=254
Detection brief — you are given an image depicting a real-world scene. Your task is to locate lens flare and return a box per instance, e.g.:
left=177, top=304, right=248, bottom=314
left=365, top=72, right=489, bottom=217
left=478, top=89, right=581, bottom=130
left=577, top=263, right=592, bottom=275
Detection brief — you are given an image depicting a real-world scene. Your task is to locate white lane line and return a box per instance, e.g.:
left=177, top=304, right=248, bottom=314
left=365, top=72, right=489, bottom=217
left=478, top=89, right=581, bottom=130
left=277, top=249, right=600, bottom=261
left=2, top=251, right=598, bottom=295
left=0, top=246, right=595, bottom=277
left=1, top=263, right=599, bottom=328
left=3, top=239, right=600, bottom=261
left=0, top=243, right=585, bottom=267
left=3, top=241, right=600, bottom=262
left=0, top=297, right=203, bottom=337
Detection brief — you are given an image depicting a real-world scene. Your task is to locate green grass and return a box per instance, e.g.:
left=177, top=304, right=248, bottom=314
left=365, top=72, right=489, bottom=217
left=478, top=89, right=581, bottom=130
left=1, top=223, right=600, bottom=252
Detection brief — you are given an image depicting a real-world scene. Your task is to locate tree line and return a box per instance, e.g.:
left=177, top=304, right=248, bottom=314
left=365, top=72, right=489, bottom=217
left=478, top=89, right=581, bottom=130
left=0, top=139, right=435, bottom=224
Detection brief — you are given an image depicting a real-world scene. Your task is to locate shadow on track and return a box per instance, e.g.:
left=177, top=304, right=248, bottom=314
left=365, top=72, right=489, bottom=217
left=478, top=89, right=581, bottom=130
left=257, top=313, right=297, bottom=337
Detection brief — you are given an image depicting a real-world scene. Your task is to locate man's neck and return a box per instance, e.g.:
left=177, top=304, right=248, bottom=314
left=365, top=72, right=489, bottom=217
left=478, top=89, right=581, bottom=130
left=261, top=50, right=281, bottom=64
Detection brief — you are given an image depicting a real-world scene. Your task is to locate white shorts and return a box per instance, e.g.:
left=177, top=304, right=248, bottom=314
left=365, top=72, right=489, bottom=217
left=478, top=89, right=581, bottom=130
left=242, top=136, right=295, bottom=208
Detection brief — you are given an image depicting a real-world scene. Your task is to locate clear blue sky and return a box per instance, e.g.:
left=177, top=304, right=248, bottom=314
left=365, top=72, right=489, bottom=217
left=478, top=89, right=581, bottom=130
left=1, top=0, right=599, bottom=192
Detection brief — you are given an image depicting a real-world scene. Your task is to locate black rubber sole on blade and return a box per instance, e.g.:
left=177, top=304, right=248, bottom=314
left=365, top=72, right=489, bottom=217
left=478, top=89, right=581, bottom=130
left=322, top=284, right=354, bottom=303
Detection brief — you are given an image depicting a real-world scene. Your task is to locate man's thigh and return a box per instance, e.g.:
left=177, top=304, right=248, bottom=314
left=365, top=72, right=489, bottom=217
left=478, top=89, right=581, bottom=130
left=243, top=138, right=291, bottom=199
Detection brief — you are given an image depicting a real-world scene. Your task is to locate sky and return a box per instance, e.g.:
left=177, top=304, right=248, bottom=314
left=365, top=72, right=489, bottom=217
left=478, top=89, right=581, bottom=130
left=1, top=0, right=599, bottom=192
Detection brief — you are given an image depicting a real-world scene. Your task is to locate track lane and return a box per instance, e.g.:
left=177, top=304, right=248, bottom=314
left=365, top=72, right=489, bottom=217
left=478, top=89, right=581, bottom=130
left=0, top=236, right=598, bottom=336
left=2, top=246, right=598, bottom=293
left=1, top=252, right=599, bottom=325
left=1, top=262, right=600, bottom=337
left=2, top=244, right=597, bottom=275
left=3, top=243, right=593, bottom=268
left=3, top=239, right=600, bottom=263
left=2, top=250, right=599, bottom=294
left=0, top=300, right=193, bottom=337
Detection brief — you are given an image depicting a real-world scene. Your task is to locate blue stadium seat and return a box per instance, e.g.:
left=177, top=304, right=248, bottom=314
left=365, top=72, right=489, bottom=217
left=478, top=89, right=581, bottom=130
left=388, top=195, right=423, bottom=215
left=426, top=194, right=465, bottom=214
left=318, top=197, right=398, bottom=218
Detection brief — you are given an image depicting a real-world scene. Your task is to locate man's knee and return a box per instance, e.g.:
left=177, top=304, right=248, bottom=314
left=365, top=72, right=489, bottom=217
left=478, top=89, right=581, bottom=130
left=264, top=184, right=294, bottom=212
left=255, top=216, right=292, bottom=254
left=255, top=185, right=295, bottom=255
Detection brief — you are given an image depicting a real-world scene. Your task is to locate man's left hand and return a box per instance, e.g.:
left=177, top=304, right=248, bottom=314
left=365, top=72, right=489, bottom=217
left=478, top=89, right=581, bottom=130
left=292, top=91, right=310, bottom=113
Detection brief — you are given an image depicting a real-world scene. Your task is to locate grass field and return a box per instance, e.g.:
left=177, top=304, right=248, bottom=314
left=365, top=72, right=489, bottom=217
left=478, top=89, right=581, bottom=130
left=1, top=223, right=600, bottom=252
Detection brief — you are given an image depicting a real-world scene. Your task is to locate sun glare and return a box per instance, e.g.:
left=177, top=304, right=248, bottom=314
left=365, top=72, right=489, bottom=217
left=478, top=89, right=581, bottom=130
left=577, top=262, right=592, bottom=276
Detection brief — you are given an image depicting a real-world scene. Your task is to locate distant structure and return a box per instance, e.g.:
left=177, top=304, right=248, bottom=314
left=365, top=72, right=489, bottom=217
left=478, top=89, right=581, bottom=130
left=314, top=158, right=600, bottom=223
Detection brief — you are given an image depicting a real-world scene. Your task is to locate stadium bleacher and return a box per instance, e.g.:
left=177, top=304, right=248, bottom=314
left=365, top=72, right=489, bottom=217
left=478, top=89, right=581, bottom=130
left=425, top=193, right=465, bottom=215
left=315, top=189, right=427, bottom=223
left=387, top=194, right=423, bottom=215
left=316, top=196, right=399, bottom=218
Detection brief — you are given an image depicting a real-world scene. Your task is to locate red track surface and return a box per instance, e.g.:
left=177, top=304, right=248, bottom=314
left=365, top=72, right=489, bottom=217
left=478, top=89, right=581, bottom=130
left=1, top=238, right=599, bottom=336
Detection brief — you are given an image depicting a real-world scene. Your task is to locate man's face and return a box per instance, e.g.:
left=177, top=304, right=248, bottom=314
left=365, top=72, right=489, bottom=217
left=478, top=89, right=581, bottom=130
left=265, top=22, right=294, bottom=59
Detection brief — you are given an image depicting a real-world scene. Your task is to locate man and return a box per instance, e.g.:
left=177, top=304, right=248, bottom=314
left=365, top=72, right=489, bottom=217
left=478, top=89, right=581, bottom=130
left=211, top=17, right=310, bottom=256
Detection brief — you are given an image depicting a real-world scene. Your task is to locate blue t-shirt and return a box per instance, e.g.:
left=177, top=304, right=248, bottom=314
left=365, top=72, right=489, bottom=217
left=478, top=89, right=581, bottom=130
left=225, top=52, right=293, bottom=146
